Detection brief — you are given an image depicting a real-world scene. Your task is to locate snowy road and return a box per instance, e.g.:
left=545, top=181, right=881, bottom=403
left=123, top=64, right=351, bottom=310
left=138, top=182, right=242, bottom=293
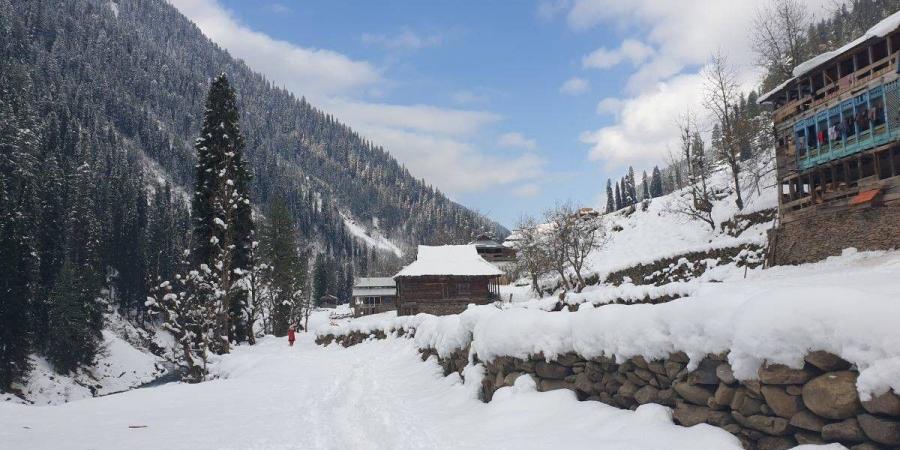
left=0, top=334, right=746, bottom=450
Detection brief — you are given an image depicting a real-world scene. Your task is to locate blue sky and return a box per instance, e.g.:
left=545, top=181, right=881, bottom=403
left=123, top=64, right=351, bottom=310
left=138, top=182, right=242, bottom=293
left=170, top=0, right=829, bottom=227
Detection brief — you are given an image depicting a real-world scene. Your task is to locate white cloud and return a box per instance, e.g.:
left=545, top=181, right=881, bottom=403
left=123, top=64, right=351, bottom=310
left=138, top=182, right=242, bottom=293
left=536, top=0, right=571, bottom=21
left=552, top=0, right=831, bottom=168
left=322, top=99, right=501, bottom=137
left=361, top=29, right=443, bottom=51
left=169, top=0, right=380, bottom=97
left=351, top=126, right=545, bottom=195
left=498, top=132, right=537, bottom=150
left=512, top=183, right=541, bottom=198
left=559, top=77, right=589, bottom=95
left=582, top=39, right=654, bottom=70
left=169, top=0, right=545, bottom=197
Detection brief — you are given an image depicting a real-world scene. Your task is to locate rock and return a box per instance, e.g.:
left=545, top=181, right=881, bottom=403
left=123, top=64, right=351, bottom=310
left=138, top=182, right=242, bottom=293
left=757, top=436, right=796, bottom=450
left=503, top=372, right=522, bottom=387
left=723, top=423, right=742, bottom=434
left=617, top=381, right=639, bottom=399
left=761, top=385, right=805, bottom=419
left=805, top=351, right=851, bottom=372
left=573, top=372, right=594, bottom=394
left=733, top=412, right=792, bottom=436
left=481, top=377, right=495, bottom=402
left=758, top=364, right=814, bottom=385
left=790, top=410, right=827, bottom=432
left=634, top=385, right=660, bottom=405
left=687, top=359, right=721, bottom=385
left=858, top=414, right=900, bottom=446
left=669, top=351, right=690, bottom=363
left=822, top=418, right=867, bottom=443
left=674, top=382, right=715, bottom=406
left=631, top=355, right=649, bottom=369
left=802, top=371, right=862, bottom=420
left=625, top=372, right=646, bottom=387
left=673, top=401, right=710, bottom=427
left=712, top=384, right=735, bottom=410
left=665, top=361, right=685, bottom=379
left=555, top=353, right=582, bottom=367
left=744, top=380, right=763, bottom=398
left=535, top=361, right=570, bottom=380
left=862, top=391, right=900, bottom=416
left=648, top=361, right=667, bottom=376
left=539, top=379, right=574, bottom=392
left=849, top=444, right=885, bottom=450
left=707, top=410, right=735, bottom=427
left=793, top=431, right=824, bottom=445
left=731, top=388, right=764, bottom=416
left=634, top=368, right=655, bottom=383
left=657, top=388, right=676, bottom=406
left=786, top=385, right=803, bottom=396
left=717, top=364, right=737, bottom=384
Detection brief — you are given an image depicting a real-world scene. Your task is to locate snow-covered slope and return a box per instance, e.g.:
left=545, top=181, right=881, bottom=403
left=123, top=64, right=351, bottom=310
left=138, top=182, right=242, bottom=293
left=585, top=167, right=776, bottom=280
left=341, top=213, right=404, bottom=257
left=3, top=314, right=169, bottom=405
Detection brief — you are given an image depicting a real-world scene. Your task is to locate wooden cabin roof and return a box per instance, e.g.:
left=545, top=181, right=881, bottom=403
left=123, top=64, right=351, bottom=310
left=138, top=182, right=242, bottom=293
left=394, top=245, right=504, bottom=278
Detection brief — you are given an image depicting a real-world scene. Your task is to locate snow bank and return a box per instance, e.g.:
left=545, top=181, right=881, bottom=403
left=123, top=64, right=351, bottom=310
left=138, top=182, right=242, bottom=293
left=322, top=249, right=900, bottom=399
left=4, top=314, right=166, bottom=405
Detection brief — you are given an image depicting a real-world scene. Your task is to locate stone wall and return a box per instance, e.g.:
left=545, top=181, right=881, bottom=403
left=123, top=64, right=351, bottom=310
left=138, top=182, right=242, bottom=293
left=603, top=243, right=765, bottom=287
left=478, top=351, right=900, bottom=450
left=317, top=332, right=900, bottom=450
left=770, top=205, right=900, bottom=265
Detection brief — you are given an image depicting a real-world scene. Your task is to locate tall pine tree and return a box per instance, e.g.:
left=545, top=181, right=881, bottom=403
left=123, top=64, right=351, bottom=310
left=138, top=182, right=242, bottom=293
left=605, top=179, right=614, bottom=213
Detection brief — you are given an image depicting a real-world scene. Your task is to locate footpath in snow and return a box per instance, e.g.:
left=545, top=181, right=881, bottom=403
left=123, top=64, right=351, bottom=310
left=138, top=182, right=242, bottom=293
left=0, top=333, right=746, bottom=450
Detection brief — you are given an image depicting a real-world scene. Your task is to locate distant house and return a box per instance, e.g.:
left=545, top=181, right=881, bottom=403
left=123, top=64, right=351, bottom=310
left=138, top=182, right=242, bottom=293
left=394, top=245, right=503, bottom=316
left=319, top=294, right=339, bottom=308
left=468, top=234, right=517, bottom=284
left=351, top=277, right=397, bottom=317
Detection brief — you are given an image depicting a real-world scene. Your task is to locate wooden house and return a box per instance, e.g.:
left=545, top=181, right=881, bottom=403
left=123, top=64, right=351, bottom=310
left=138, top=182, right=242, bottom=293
left=351, top=277, right=397, bottom=317
left=394, top=245, right=503, bottom=316
left=469, top=234, right=517, bottom=284
left=759, top=12, right=900, bottom=264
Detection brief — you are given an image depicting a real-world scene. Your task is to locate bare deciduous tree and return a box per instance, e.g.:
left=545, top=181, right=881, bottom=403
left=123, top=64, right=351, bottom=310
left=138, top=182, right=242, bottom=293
left=511, top=214, right=552, bottom=295
left=752, top=0, right=810, bottom=90
left=670, top=111, right=716, bottom=230
left=704, top=51, right=745, bottom=211
left=546, top=202, right=607, bottom=292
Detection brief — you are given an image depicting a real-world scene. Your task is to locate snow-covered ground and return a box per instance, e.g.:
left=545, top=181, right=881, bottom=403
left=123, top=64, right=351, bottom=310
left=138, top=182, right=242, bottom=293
left=2, top=313, right=168, bottom=405
left=0, top=333, right=751, bottom=450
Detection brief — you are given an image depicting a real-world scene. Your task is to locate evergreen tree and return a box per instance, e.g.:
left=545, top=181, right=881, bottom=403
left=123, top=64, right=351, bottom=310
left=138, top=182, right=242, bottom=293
left=614, top=182, right=622, bottom=211
left=312, top=253, right=329, bottom=306
left=262, top=195, right=305, bottom=336
left=45, top=260, right=101, bottom=374
left=641, top=170, right=650, bottom=201
left=627, top=166, right=637, bottom=205
left=190, top=74, right=252, bottom=353
left=605, top=179, right=614, bottom=213
left=650, top=166, right=664, bottom=198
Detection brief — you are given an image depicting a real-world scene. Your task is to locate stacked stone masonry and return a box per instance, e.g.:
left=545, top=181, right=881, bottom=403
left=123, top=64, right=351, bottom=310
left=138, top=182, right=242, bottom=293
left=318, top=331, right=900, bottom=450
left=770, top=206, right=900, bottom=265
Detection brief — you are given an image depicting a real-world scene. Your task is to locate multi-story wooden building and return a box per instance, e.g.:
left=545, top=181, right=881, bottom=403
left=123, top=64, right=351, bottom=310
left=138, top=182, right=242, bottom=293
left=760, top=12, right=900, bottom=264
left=394, top=245, right=503, bottom=316
left=351, top=277, right=397, bottom=317
left=468, top=234, right=517, bottom=284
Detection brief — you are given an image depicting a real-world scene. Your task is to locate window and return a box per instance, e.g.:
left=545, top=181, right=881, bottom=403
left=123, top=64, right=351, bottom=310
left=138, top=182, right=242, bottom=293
left=871, top=95, right=886, bottom=128
left=839, top=58, right=854, bottom=77
left=456, top=282, right=470, bottom=296
left=855, top=49, right=870, bottom=70
left=795, top=129, right=806, bottom=156
left=806, top=123, right=817, bottom=150
left=817, top=118, right=829, bottom=147
left=843, top=105, right=856, bottom=138
left=873, top=39, right=888, bottom=62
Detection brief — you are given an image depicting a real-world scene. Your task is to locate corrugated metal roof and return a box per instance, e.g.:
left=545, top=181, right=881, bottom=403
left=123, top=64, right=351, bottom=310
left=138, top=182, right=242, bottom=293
left=352, top=287, right=397, bottom=297
left=354, top=277, right=396, bottom=288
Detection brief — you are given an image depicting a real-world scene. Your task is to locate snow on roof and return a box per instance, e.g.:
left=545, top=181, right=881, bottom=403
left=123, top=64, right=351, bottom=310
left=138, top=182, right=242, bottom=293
left=354, top=277, right=396, bottom=288
left=394, top=245, right=504, bottom=278
left=759, top=10, right=900, bottom=104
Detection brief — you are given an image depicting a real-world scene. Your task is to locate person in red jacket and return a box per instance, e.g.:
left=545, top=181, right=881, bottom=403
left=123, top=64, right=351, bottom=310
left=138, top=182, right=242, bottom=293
left=287, top=325, right=296, bottom=347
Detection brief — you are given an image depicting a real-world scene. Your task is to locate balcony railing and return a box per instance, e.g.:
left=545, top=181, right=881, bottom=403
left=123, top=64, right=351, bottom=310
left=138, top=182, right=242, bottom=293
left=791, top=78, right=900, bottom=172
